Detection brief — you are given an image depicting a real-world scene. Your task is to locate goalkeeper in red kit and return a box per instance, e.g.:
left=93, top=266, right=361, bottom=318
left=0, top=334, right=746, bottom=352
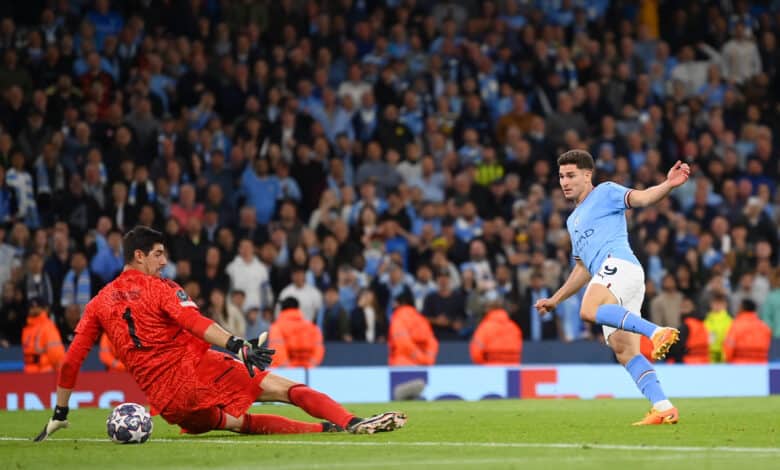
left=34, top=226, right=406, bottom=440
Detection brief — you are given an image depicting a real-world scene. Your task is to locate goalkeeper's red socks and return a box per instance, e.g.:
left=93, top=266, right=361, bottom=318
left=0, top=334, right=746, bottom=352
left=240, top=413, right=323, bottom=434
left=288, top=384, right=355, bottom=428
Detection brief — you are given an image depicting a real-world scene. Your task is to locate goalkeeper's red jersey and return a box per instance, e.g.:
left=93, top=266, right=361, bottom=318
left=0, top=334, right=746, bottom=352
left=58, top=269, right=215, bottom=412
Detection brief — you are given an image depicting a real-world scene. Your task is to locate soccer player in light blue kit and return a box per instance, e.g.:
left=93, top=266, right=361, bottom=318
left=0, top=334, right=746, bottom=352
left=536, top=150, right=690, bottom=425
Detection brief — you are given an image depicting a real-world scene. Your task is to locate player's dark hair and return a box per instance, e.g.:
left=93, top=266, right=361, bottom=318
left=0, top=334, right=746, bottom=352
left=123, top=226, right=165, bottom=264
left=557, top=150, right=595, bottom=170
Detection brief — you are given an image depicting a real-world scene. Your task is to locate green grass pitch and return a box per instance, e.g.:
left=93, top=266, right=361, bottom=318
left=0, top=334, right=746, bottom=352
left=2, top=397, right=779, bottom=469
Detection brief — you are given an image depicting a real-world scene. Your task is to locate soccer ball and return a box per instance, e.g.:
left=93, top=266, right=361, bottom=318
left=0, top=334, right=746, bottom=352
left=106, top=403, right=153, bottom=444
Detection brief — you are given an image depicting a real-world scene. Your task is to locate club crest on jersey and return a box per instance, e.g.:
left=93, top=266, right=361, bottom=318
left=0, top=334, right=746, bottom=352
left=176, top=289, right=197, bottom=307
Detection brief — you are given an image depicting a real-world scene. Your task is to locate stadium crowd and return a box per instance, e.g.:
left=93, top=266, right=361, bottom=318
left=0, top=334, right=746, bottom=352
left=1, top=0, right=780, bottom=366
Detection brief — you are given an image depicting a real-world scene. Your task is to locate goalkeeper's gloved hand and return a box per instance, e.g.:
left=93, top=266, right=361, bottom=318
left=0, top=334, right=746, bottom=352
left=33, top=405, right=69, bottom=442
left=226, top=332, right=274, bottom=377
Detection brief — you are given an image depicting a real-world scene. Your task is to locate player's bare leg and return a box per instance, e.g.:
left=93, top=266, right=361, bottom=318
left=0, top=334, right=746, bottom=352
left=584, top=285, right=678, bottom=425
left=258, top=373, right=406, bottom=434
left=579, top=283, right=616, bottom=323
left=583, top=283, right=679, bottom=359
left=608, top=330, right=641, bottom=366
left=608, top=332, right=679, bottom=425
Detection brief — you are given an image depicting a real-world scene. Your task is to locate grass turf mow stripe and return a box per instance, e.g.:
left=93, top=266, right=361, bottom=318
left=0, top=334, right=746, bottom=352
left=2, top=436, right=779, bottom=454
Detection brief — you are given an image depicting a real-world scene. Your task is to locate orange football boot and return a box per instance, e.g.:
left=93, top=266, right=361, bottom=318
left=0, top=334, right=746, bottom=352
left=651, top=327, right=680, bottom=360
left=632, top=407, right=679, bottom=426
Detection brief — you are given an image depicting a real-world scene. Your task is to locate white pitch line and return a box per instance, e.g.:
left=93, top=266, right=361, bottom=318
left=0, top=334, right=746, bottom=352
left=245, top=456, right=687, bottom=470
left=2, top=436, right=779, bottom=454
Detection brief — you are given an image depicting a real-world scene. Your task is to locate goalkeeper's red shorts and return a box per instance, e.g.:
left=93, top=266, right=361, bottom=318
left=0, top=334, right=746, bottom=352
left=160, top=349, right=269, bottom=433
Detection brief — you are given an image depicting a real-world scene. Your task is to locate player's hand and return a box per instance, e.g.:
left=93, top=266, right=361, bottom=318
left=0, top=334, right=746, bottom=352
left=33, top=406, right=69, bottom=442
left=534, top=298, right=557, bottom=314
left=666, top=160, right=691, bottom=188
left=229, top=332, right=275, bottom=377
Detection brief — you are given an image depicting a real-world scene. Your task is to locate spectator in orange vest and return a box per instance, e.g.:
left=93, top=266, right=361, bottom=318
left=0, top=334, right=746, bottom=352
left=21, top=297, right=65, bottom=373
left=470, top=291, right=523, bottom=365
left=99, top=333, right=126, bottom=371
left=639, top=335, right=653, bottom=361
left=723, top=299, right=772, bottom=364
left=388, top=291, right=438, bottom=366
left=667, top=297, right=710, bottom=364
left=268, top=297, right=325, bottom=368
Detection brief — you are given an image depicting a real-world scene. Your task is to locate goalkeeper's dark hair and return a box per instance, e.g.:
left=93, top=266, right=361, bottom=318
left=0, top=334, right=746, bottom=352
left=123, top=226, right=165, bottom=264
left=557, top=149, right=595, bottom=170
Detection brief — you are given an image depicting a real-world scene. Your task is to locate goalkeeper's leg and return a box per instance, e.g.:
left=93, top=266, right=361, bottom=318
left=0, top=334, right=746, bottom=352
left=258, top=373, right=407, bottom=433
left=236, top=413, right=326, bottom=434
left=259, top=373, right=355, bottom=429
left=178, top=407, right=332, bottom=434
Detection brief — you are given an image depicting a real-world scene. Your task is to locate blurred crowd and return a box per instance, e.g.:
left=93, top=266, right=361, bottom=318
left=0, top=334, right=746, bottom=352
left=2, top=0, right=780, bottom=360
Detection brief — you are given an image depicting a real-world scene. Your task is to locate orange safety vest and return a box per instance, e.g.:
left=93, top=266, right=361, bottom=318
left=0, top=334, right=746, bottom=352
left=388, top=305, right=439, bottom=366
left=639, top=335, right=654, bottom=361
left=99, top=333, right=127, bottom=372
left=470, top=309, right=523, bottom=365
left=268, top=308, right=325, bottom=368
left=683, top=317, right=710, bottom=364
left=723, top=312, right=772, bottom=364
left=22, top=313, right=65, bottom=373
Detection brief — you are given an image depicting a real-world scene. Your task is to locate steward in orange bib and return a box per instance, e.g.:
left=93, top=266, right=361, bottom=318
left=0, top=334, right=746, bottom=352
left=724, top=299, right=771, bottom=364
left=99, top=333, right=127, bottom=371
left=667, top=297, right=709, bottom=364
left=389, top=291, right=438, bottom=366
left=268, top=297, right=325, bottom=368
left=22, top=297, right=65, bottom=373
left=470, top=291, right=522, bottom=365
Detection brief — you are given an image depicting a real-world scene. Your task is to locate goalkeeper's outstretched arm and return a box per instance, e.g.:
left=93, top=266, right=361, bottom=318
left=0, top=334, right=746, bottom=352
left=35, top=303, right=102, bottom=441
left=167, top=297, right=275, bottom=377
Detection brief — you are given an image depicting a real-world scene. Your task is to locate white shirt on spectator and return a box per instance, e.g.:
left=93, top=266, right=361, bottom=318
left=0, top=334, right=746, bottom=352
left=670, top=44, right=722, bottom=95
left=721, top=37, right=761, bottom=84
left=337, top=80, right=371, bottom=108
left=0, top=243, right=20, bottom=290
left=278, top=283, right=324, bottom=322
left=397, top=160, right=422, bottom=184
left=226, top=255, right=272, bottom=312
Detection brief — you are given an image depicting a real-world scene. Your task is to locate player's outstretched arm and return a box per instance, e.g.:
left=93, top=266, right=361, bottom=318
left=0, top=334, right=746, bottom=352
left=535, top=259, right=591, bottom=314
left=168, top=291, right=275, bottom=377
left=35, top=303, right=101, bottom=442
left=627, top=160, right=691, bottom=208
left=224, top=330, right=275, bottom=377
left=33, top=389, right=71, bottom=441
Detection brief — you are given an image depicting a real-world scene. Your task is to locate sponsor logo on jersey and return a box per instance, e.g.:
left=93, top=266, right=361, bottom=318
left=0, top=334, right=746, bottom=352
left=111, top=290, right=141, bottom=301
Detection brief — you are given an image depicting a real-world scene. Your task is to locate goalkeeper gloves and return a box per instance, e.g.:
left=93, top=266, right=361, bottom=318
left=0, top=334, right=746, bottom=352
left=34, top=405, right=69, bottom=442
left=226, top=332, right=275, bottom=377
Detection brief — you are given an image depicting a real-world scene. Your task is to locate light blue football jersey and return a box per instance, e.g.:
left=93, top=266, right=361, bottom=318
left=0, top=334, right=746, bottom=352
left=566, top=182, right=641, bottom=275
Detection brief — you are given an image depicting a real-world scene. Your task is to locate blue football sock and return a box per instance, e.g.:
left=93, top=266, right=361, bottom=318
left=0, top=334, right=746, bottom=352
left=626, top=354, right=668, bottom=405
left=595, top=304, right=658, bottom=338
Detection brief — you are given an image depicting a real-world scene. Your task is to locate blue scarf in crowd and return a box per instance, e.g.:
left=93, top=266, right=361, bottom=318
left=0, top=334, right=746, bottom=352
left=61, top=269, right=91, bottom=307
left=129, top=180, right=156, bottom=206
